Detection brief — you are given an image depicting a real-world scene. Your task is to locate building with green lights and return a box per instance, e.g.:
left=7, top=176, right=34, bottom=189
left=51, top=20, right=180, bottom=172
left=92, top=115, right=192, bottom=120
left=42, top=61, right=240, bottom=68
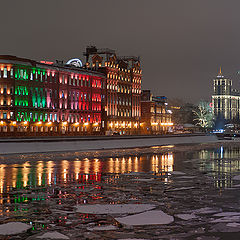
left=0, top=55, right=104, bottom=136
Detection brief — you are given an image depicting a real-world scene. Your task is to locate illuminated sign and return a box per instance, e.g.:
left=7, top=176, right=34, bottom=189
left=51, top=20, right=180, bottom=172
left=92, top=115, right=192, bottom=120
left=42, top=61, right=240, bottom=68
left=40, top=61, right=54, bottom=65
left=66, top=58, right=83, bottom=67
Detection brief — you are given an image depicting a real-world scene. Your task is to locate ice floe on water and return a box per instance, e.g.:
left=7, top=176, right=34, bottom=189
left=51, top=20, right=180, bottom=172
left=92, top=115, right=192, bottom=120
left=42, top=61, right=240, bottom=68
left=3, top=145, right=240, bottom=239
left=191, top=207, right=221, bottom=215
left=226, top=222, right=240, bottom=227
left=115, top=210, right=174, bottom=226
left=211, top=216, right=240, bottom=223
left=175, top=213, right=197, bottom=220
left=0, top=222, right=31, bottom=235
left=36, top=231, right=70, bottom=239
left=213, top=212, right=240, bottom=217
left=210, top=222, right=240, bottom=233
left=87, top=225, right=118, bottom=231
left=75, top=204, right=156, bottom=214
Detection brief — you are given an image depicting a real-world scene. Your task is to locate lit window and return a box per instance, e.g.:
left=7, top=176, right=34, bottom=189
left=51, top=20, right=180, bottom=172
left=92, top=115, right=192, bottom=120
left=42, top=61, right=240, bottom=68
left=3, top=68, right=7, bottom=78
left=10, top=69, right=14, bottom=78
left=20, top=69, right=23, bottom=78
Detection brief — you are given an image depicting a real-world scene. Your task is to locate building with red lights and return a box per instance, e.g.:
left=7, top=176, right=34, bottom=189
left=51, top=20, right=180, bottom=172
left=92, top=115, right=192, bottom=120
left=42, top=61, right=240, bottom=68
left=84, top=46, right=142, bottom=135
left=0, top=55, right=104, bottom=136
left=140, top=90, right=173, bottom=134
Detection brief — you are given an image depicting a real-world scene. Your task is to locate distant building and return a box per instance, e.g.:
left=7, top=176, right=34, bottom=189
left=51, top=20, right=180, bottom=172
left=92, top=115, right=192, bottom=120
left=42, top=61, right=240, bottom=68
left=140, top=90, right=172, bottom=134
left=212, top=68, right=240, bottom=121
left=84, top=46, right=142, bottom=135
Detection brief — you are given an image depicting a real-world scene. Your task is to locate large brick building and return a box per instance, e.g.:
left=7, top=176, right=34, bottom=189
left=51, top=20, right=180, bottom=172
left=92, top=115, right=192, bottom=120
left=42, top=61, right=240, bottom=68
left=140, top=90, right=172, bottom=134
left=84, top=46, right=142, bottom=135
left=0, top=55, right=104, bottom=136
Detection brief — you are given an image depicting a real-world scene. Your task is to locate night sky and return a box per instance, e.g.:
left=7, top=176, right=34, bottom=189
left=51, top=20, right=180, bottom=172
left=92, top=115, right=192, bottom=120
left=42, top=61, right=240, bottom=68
left=1, top=0, right=240, bottom=103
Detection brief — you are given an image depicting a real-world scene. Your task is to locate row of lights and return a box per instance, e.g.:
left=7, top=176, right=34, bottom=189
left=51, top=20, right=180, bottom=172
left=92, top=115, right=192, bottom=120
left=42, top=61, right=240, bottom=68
left=0, top=121, right=99, bottom=127
left=90, top=61, right=142, bottom=75
left=150, top=122, right=174, bottom=126
left=109, top=122, right=139, bottom=128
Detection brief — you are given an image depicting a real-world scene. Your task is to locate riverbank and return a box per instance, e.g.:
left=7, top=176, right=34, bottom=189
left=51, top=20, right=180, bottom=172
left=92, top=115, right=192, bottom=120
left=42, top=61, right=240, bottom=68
left=0, top=133, right=217, bottom=155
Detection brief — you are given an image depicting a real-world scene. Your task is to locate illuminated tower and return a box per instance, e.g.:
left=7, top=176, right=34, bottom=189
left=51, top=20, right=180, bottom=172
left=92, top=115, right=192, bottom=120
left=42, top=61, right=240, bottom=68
left=212, top=68, right=240, bottom=121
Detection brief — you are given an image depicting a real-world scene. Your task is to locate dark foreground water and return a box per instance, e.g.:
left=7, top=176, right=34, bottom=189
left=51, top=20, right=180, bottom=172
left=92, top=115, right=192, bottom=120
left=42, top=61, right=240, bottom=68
left=1, top=145, right=240, bottom=239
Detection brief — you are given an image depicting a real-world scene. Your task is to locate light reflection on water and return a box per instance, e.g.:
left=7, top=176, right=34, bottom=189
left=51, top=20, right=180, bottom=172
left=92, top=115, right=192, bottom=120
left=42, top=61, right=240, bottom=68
left=0, top=153, right=174, bottom=194
left=1, top=146, right=240, bottom=217
left=199, top=146, right=240, bottom=189
left=0, top=152, right=175, bottom=223
left=1, top=146, right=240, bottom=195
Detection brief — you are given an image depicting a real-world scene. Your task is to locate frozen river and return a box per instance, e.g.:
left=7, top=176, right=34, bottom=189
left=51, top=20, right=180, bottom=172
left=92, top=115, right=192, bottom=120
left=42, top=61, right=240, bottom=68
left=1, top=144, right=240, bottom=239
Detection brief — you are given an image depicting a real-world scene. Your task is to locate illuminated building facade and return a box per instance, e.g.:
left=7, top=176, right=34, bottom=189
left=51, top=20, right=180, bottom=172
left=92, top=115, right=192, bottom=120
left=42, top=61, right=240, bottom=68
left=212, top=68, right=240, bottom=121
left=84, top=46, right=142, bottom=135
left=0, top=55, right=104, bottom=136
left=140, top=90, right=173, bottom=134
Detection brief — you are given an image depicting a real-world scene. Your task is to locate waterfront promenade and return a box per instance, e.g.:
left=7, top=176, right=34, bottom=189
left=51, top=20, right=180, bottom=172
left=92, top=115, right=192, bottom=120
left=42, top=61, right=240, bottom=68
left=0, top=134, right=218, bottom=155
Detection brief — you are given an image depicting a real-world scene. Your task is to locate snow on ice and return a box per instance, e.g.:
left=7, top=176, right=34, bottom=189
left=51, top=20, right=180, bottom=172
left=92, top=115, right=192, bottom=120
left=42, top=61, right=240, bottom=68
left=87, top=225, right=118, bottom=231
left=75, top=204, right=156, bottom=214
left=0, top=222, right=31, bottom=235
left=175, top=213, right=197, bottom=220
left=115, top=210, right=174, bottom=226
left=36, top=231, right=70, bottom=239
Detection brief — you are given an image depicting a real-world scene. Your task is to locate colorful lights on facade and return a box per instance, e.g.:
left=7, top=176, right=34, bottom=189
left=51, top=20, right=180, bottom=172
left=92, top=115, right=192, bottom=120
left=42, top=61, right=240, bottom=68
left=0, top=50, right=172, bottom=136
left=0, top=55, right=103, bottom=135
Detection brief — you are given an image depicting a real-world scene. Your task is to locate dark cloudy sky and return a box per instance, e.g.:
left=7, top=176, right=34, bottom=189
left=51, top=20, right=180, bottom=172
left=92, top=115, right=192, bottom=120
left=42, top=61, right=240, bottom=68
left=1, top=0, right=240, bottom=103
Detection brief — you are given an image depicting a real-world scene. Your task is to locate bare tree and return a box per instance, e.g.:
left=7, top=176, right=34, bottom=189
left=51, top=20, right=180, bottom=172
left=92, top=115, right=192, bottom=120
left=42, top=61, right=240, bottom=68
left=193, top=101, right=214, bottom=128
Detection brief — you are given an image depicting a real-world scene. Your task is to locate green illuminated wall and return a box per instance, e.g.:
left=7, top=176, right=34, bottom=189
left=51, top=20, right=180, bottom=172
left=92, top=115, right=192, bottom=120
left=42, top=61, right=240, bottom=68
left=14, top=66, right=47, bottom=122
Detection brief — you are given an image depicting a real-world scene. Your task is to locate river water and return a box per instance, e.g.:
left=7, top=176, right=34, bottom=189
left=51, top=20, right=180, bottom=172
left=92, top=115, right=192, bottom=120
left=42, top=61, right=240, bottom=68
left=1, top=145, right=240, bottom=239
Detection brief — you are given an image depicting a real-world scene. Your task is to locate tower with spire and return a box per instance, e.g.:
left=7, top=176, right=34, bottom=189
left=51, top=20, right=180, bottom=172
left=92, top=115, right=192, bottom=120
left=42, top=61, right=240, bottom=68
left=217, top=67, right=223, bottom=77
left=214, top=67, right=232, bottom=95
left=212, top=67, right=240, bottom=121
